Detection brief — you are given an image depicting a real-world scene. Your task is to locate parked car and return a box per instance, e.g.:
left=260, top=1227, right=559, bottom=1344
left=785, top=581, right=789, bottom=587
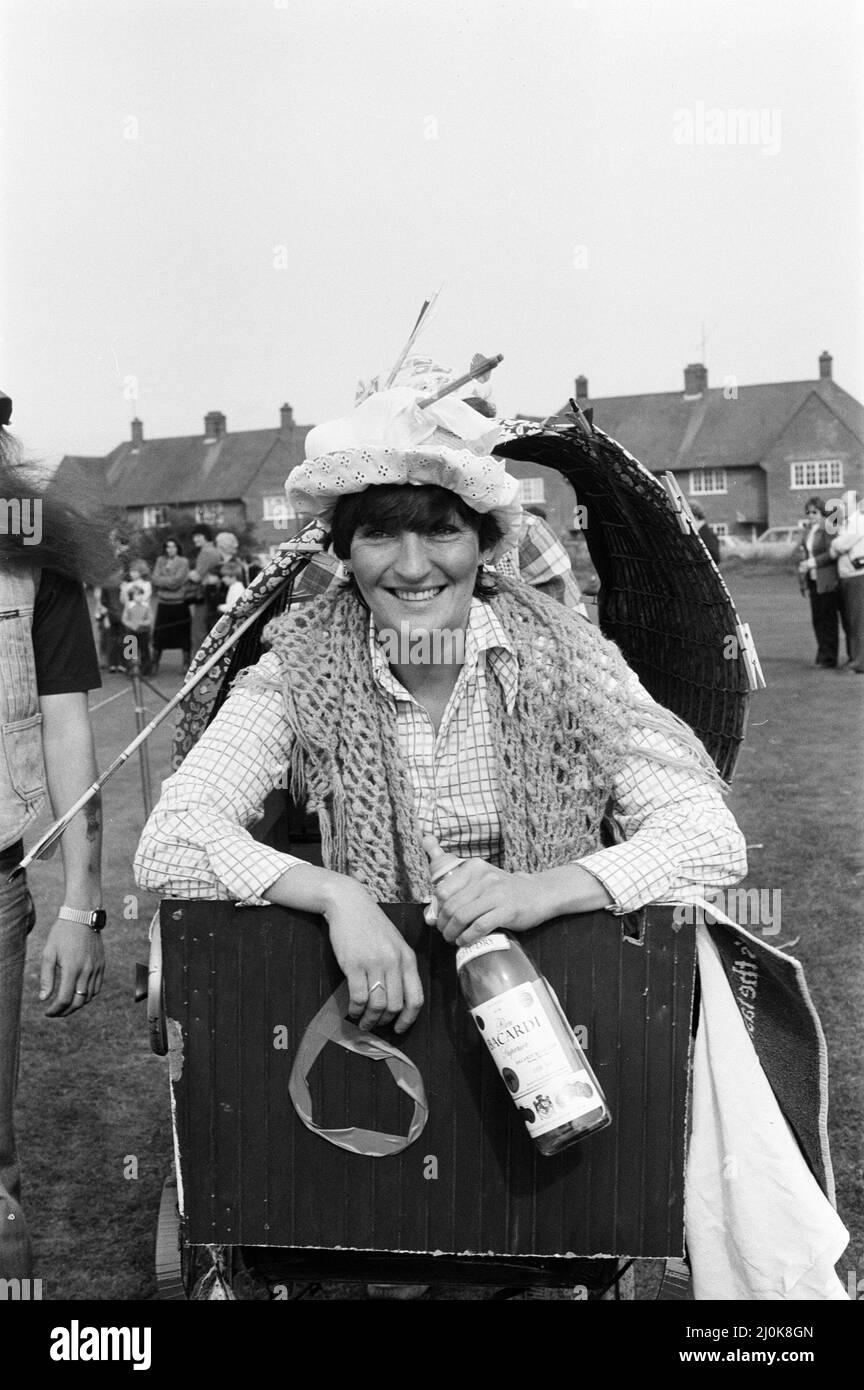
left=718, top=526, right=803, bottom=561
left=752, top=525, right=805, bottom=557
left=718, top=535, right=747, bottom=559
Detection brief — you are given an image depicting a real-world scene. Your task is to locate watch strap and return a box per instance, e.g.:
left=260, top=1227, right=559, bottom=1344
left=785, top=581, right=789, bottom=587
left=58, top=905, right=106, bottom=930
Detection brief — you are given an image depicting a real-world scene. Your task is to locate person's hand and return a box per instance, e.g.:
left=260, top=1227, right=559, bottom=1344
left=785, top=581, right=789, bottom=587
left=323, top=881, right=423, bottom=1034
left=39, top=919, right=105, bottom=1017
left=422, top=835, right=612, bottom=946
left=423, top=841, right=545, bottom=946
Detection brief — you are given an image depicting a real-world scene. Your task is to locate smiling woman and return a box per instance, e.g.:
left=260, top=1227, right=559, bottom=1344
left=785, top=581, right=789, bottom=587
left=331, top=484, right=502, bottom=701
left=135, top=355, right=746, bottom=1043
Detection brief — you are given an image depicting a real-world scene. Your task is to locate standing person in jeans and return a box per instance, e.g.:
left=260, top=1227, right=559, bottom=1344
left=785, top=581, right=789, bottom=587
left=93, top=532, right=132, bottom=672
left=797, top=497, right=841, bottom=668
left=0, top=391, right=107, bottom=1281
left=151, top=537, right=190, bottom=675
left=188, top=526, right=223, bottom=653
left=830, top=495, right=864, bottom=673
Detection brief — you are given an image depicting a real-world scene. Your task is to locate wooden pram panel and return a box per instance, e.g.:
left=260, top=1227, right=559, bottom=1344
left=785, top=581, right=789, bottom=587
left=162, top=901, right=696, bottom=1259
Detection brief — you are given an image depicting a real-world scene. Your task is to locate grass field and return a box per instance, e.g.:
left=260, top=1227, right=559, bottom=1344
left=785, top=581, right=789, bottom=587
left=15, top=566, right=864, bottom=1301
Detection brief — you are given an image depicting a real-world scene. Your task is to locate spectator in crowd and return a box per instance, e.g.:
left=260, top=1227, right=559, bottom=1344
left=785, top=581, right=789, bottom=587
left=829, top=494, right=864, bottom=674
left=120, top=562, right=154, bottom=676
left=689, top=502, right=721, bottom=565
left=0, top=391, right=107, bottom=1281
left=217, top=559, right=246, bottom=615
left=215, top=531, right=249, bottom=587
left=188, top=525, right=223, bottom=651
left=797, top=498, right=840, bottom=668
left=151, top=537, right=190, bottom=675
left=93, top=532, right=132, bottom=672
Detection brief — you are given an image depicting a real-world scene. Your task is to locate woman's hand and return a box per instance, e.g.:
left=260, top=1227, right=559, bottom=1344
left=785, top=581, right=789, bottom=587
left=265, top=864, right=424, bottom=1034
left=322, top=880, right=424, bottom=1035
left=422, top=835, right=612, bottom=947
left=425, top=854, right=548, bottom=945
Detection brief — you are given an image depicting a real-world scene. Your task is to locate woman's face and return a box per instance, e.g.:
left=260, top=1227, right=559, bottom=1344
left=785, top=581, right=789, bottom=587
left=349, top=512, right=486, bottom=643
left=805, top=508, right=820, bottom=525
left=165, top=540, right=178, bottom=558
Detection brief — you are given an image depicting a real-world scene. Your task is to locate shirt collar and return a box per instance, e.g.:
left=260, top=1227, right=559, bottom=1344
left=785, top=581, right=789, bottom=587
left=368, top=598, right=518, bottom=713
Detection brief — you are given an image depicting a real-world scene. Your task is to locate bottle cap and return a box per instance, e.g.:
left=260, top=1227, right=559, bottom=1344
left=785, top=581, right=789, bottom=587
left=455, top=933, right=510, bottom=970
left=426, top=843, right=465, bottom=886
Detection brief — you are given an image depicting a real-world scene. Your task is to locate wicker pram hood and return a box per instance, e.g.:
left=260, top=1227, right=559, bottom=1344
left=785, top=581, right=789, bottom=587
left=172, top=406, right=756, bottom=781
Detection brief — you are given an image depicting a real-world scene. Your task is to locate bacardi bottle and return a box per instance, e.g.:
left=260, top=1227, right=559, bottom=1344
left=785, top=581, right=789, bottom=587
left=427, top=845, right=611, bottom=1156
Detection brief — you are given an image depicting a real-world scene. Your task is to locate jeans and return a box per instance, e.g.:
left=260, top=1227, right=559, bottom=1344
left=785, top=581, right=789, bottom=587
left=839, top=575, right=864, bottom=669
left=806, top=578, right=839, bottom=665
left=0, top=851, right=35, bottom=1279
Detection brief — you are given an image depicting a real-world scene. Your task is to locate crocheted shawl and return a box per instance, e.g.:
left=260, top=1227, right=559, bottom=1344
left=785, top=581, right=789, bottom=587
left=237, top=581, right=724, bottom=903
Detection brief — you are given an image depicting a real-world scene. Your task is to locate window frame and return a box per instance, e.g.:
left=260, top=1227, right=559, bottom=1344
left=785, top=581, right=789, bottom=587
left=789, top=460, right=844, bottom=490
left=262, top=494, right=298, bottom=523
left=689, top=468, right=728, bottom=496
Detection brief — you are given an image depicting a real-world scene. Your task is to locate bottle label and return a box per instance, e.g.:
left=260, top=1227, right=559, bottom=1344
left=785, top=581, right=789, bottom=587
left=455, top=934, right=510, bottom=969
left=469, top=979, right=602, bottom=1138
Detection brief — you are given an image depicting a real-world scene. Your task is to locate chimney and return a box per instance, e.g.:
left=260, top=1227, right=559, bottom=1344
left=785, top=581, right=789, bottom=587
left=204, top=410, right=226, bottom=441
left=684, top=363, right=708, bottom=397
left=819, top=350, right=833, bottom=380
left=131, top=418, right=144, bottom=448
left=280, top=402, right=294, bottom=433
left=574, top=375, right=589, bottom=401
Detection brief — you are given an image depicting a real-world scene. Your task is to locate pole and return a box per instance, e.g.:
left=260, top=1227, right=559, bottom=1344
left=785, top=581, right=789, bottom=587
left=8, top=532, right=324, bottom=880
left=129, top=664, right=154, bottom=818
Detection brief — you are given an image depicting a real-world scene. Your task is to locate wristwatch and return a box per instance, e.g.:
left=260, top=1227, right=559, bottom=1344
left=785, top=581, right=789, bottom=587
left=58, top=905, right=107, bottom=932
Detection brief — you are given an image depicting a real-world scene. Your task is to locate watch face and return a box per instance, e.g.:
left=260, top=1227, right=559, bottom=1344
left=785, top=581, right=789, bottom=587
left=91, top=910, right=107, bottom=931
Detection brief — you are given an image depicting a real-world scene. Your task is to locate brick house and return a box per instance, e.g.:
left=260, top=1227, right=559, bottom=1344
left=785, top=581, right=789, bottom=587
left=56, top=354, right=863, bottom=556
left=57, top=404, right=312, bottom=558
left=513, top=352, right=864, bottom=544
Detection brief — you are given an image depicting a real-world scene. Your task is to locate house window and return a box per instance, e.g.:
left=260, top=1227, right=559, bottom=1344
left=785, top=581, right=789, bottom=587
left=263, top=494, right=298, bottom=525
left=712, top=522, right=729, bottom=538
left=689, top=468, right=727, bottom=495
left=516, top=478, right=546, bottom=505
left=790, top=460, right=843, bottom=490
left=141, top=505, right=170, bottom=529
left=195, top=503, right=225, bottom=526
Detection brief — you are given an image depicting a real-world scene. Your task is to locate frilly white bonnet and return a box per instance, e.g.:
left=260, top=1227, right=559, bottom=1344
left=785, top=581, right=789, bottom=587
left=285, top=357, right=522, bottom=559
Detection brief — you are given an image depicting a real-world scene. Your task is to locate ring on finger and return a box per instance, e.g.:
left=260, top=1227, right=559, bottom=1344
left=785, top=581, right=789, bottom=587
left=74, top=989, right=88, bottom=996
left=369, top=980, right=386, bottom=998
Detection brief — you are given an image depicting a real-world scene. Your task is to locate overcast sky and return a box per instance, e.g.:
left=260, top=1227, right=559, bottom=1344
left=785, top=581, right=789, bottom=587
left=1, top=0, right=861, bottom=465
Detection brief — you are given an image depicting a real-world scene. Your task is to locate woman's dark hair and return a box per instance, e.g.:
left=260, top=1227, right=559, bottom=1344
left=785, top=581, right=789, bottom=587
left=804, top=496, right=827, bottom=516
left=0, top=428, right=115, bottom=584
left=192, top=522, right=214, bottom=541
left=330, top=484, right=504, bottom=599
left=161, top=535, right=180, bottom=554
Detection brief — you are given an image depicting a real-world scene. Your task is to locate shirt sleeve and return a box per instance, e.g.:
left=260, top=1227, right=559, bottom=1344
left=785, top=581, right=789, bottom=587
left=133, top=652, right=307, bottom=903
left=32, top=569, right=102, bottom=695
left=576, top=668, right=748, bottom=914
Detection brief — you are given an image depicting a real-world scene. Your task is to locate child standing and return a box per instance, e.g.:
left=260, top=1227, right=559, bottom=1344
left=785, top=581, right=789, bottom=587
left=120, top=560, right=154, bottom=674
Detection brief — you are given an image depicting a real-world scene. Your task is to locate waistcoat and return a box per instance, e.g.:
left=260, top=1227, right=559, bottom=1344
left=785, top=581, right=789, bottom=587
left=0, top=565, right=46, bottom=850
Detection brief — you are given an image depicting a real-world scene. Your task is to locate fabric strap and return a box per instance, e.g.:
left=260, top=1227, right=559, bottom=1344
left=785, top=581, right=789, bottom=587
left=288, top=982, right=429, bottom=1157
